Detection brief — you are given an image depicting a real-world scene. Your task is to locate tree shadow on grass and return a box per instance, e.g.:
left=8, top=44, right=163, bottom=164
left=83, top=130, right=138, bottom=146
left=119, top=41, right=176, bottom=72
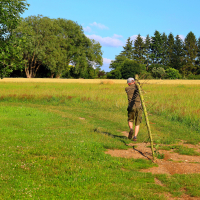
left=94, top=128, right=128, bottom=146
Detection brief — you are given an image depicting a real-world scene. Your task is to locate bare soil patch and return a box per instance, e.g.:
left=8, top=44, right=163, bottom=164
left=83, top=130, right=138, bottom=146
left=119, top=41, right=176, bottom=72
left=161, top=192, right=200, bottom=200
left=105, top=131, right=200, bottom=175
left=79, top=117, right=85, bottom=120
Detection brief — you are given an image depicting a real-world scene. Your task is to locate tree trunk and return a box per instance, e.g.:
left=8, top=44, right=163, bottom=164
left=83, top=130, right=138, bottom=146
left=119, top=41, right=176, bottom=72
left=56, top=74, right=61, bottom=78
left=25, top=63, right=31, bottom=78
left=50, top=73, right=54, bottom=78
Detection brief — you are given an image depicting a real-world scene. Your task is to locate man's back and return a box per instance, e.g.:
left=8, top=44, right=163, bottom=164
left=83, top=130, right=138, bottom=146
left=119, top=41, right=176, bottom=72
left=125, top=84, right=141, bottom=109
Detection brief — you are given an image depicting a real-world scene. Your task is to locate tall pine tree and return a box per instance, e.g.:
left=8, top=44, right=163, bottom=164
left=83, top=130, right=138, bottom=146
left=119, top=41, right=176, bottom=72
left=183, top=31, right=197, bottom=75
left=167, top=33, right=175, bottom=67
left=171, top=35, right=184, bottom=73
left=133, top=34, right=145, bottom=64
left=144, top=34, right=151, bottom=66
left=150, top=30, right=163, bottom=64
left=120, top=37, right=133, bottom=59
left=161, top=33, right=168, bottom=66
left=196, top=37, right=200, bottom=68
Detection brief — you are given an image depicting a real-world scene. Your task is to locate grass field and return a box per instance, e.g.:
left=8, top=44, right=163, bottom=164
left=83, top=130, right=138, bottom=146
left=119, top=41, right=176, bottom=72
left=1, top=78, right=200, bottom=84
left=0, top=79, right=200, bottom=199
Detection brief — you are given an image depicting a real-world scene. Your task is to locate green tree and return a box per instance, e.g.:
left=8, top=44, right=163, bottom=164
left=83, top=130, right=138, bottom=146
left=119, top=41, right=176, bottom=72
left=0, top=0, right=29, bottom=78
left=120, top=37, right=133, bottom=59
left=85, top=39, right=103, bottom=78
left=14, top=16, right=58, bottom=78
left=108, top=54, right=126, bottom=79
left=107, top=68, right=122, bottom=79
left=109, top=54, right=126, bottom=71
left=0, top=0, right=28, bottom=38
left=165, top=67, right=181, bottom=79
left=161, top=33, right=168, bottom=66
left=133, top=34, right=145, bottom=64
left=183, top=31, right=198, bottom=75
left=89, top=39, right=103, bottom=68
left=171, top=35, right=184, bottom=73
left=0, top=34, right=25, bottom=78
left=121, top=59, right=145, bottom=79
left=144, top=34, right=151, bottom=66
left=150, top=30, right=163, bottom=64
left=166, top=33, right=175, bottom=67
left=152, top=67, right=166, bottom=79
left=196, top=37, right=200, bottom=73
left=15, top=16, right=102, bottom=78
left=56, top=19, right=102, bottom=78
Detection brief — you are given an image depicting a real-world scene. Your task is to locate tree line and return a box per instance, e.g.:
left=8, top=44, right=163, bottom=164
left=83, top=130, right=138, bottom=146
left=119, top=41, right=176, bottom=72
left=1, top=1, right=200, bottom=79
left=0, top=1, right=103, bottom=79
left=107, top=31, right=200, bottom=79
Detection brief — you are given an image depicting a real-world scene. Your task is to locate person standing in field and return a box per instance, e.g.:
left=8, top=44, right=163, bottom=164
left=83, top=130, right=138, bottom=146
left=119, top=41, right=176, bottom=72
left=125, top=77, right=143, bottom=141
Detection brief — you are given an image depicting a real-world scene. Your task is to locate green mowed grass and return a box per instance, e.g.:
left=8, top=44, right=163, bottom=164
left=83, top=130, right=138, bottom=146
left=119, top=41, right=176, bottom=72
left=0, top=82, right=200, bottom=199
left=0, top=103, right=158, bottom=199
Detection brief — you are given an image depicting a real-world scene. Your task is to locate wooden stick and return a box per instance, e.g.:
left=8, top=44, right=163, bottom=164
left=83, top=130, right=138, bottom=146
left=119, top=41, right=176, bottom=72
left=135, top=74, right=155, bottom=161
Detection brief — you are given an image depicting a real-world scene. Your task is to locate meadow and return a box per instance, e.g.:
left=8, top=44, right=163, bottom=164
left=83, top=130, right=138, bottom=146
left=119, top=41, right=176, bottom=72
left=0, top=78, right=200, bottom=199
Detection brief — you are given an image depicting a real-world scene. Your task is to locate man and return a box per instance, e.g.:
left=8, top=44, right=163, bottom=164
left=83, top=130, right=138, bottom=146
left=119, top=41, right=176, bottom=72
left=125, top=77, right=142, bottom=141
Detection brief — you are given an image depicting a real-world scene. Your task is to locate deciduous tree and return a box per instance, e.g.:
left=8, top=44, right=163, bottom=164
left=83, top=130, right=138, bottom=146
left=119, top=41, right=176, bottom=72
left=109, top=55, right=126, bottom=71
left=121, top=59, right=145, bottom=79
left=14, top=16, right=103, bottom=78
left=0, top=0, right=28, bottom=78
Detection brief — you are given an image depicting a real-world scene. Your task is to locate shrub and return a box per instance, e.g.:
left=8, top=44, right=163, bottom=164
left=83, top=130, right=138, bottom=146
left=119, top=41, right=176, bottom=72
left=139, top=70, right=153, bottom=79
left=97, top=70, right=107, bottom=79
left=147, top=63, right=164, bottom=72
left=107, top=69, right=122, bottom=79
left=121, top=59, right=145, bottom=79
left=152, top=67, right=166, bottom=79
left=187, top=74, right=200, bottom=79
left=196, top=68, right=200, bottom=75
left=165, top=67, right=181, bottom=79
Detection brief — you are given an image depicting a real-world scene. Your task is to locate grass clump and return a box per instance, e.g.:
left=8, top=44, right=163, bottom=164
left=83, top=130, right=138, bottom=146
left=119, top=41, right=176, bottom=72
left=159, top=145, right=200, bottom=156
left=155, top=174, right=200, bottom=197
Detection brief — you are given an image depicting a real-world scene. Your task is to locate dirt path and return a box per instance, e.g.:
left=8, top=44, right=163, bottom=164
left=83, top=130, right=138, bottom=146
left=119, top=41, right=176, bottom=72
left=105, top=131, right=200, bottom=199
left=105, top=131, right=200, bottom=175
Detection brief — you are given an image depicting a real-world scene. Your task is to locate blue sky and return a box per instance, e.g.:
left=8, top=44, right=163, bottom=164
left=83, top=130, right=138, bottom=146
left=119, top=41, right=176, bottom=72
left=22, top=0, right=200, bottom=72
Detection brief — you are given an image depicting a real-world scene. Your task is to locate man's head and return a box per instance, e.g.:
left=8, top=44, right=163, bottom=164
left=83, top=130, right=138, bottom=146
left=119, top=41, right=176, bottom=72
left=127, top=77, right=135, bottom=86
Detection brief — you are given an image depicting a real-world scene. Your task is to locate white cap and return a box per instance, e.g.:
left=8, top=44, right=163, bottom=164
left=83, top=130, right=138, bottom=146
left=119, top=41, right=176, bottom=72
left=127, top=77, right=134, bottom=83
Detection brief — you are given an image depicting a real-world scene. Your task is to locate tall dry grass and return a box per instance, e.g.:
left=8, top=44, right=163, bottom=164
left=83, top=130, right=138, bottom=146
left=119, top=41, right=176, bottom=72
left=0, top=80, right=199, bottom=131
left=1, top=78, right=200, bottom=84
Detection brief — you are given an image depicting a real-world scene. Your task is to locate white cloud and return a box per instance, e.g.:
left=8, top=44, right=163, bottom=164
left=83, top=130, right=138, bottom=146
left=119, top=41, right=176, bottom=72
left=90, top=22, right=109, bottom=30
left=178, top=35, right=185, bottom=41
left=130, top=35, right=146, bottom=42
left=83, top=26, right=91, bottom=33
left=101, top=58, right=112, bottom=72
left=113, top=34, right=123, bottom=39
left=86, top=34, right=124, bottom=47
left=103, top=58, right=112, bottom=64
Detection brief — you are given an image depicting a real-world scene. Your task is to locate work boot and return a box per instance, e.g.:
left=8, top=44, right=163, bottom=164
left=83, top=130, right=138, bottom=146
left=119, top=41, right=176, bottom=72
left=133, top=136, right=137, bottom=141
left=128, top=129, right=133, bottom=139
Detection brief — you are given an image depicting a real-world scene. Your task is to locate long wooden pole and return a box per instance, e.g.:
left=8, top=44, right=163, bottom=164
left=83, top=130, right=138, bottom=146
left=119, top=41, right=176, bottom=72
left=135, top=75, right=155, bottom=160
